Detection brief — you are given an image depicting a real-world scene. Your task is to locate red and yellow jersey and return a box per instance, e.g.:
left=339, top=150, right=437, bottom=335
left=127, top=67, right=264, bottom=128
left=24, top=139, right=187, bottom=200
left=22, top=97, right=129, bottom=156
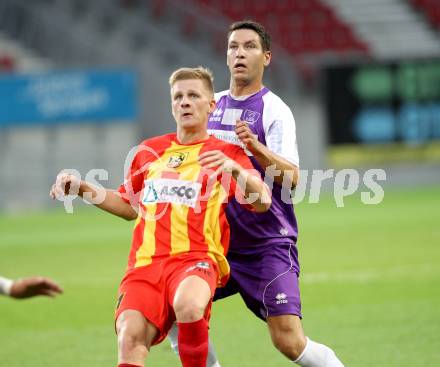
left=118, top=133, right=256, bottom=286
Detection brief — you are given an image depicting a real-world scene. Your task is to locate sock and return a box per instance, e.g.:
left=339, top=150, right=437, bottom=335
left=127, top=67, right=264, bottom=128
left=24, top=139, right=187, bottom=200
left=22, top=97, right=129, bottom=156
left=294, top=337, right=344, bottom=367
left=169, top=322, right=221, bottom=367
left=168, top=322, right=180, bottom=356
left=118, top=364, right=142, bottom=367
left=207, top=340, right=221, bottom=367
left=177, top=318, right=209, bottom=367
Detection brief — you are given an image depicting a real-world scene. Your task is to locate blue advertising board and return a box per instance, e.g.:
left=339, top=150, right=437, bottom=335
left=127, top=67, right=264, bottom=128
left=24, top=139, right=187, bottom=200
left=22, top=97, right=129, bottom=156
left=0, top=68, right=138, bottom=126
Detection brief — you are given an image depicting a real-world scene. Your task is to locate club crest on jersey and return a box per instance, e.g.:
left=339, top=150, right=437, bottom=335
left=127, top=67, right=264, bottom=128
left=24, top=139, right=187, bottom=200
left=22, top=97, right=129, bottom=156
left=243, top=109, right=260, bottom=124
left=275, top=292, right=288, bottom=304
left=167, top=152, right=188, bottom=168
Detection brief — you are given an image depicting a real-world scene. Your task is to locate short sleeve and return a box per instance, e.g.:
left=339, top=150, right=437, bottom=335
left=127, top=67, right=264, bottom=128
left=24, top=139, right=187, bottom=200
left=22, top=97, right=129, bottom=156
left=118, top=144, right=151, bottom=204
left=0, top=276, right=13, bottom=296
left=263, top=94, right=300, bottom=167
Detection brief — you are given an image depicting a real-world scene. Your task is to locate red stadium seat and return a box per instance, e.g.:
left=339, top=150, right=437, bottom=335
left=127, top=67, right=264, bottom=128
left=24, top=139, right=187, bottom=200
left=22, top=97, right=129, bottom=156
left=411, top=0, right=440, bottom=29
left=0, top=54, right=15, bottom=72
left=148, top=0, right=369, bottom=69
left=152, top=0, right=166, bottom=18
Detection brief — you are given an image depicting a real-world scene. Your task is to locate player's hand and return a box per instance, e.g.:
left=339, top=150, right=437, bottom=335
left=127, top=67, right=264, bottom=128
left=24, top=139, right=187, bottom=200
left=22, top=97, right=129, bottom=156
left=198, top=150, right=237, bottom=179
left=49, top=172, right=81, bottom=199
left=235, top=120, right=259, bottom=150
left=10, top=276, right=63, bottom=299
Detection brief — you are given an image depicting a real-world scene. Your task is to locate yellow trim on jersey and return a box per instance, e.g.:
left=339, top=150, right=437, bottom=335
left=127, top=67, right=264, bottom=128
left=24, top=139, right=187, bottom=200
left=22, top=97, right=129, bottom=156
left=168, top=142, right=203, bottom=255
left=135, top=141, right=204, bottom=264
left=203, top=181, right=230, bottom=280
left=170, top=203, right=190, bottom=255
left=135, top=204, right=157, bottom=267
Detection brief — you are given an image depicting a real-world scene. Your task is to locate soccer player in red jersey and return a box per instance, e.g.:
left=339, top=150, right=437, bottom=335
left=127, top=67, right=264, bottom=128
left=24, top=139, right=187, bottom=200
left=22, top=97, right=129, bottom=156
left=50, top=67, right=270, bottom=367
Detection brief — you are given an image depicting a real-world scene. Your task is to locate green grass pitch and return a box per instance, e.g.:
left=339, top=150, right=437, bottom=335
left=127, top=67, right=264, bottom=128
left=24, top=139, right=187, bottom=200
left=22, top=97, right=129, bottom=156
left=0, top=187, right=439, bottom=366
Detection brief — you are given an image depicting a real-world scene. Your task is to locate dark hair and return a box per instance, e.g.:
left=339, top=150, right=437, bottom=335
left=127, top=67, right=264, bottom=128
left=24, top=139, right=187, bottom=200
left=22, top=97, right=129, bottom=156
left=228, top=20, right=271, bottom=52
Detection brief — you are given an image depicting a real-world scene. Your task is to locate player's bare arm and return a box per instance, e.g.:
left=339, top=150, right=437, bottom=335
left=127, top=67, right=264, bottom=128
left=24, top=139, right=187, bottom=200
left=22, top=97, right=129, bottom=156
left=9, top=276, right=63, bottom=299
left=235, top=119, right=299, bottom=188
left=198, top=150, right=271, bottom=212
left=49, top=172, right=137, bottom=220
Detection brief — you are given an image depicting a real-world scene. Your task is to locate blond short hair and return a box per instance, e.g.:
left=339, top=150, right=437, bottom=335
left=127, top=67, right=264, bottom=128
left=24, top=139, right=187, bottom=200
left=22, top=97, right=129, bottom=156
left=169, top=67, right=214, bottom=96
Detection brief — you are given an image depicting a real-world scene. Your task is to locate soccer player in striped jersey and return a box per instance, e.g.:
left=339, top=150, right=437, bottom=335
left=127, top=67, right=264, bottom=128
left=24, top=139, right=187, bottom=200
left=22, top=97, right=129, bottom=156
left=50, top=67, right=270, bottom=367
left=169, top=21, right=345, bottom=367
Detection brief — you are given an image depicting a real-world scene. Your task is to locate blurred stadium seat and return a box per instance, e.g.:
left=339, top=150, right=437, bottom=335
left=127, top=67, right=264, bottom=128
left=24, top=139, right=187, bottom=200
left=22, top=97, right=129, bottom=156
left=193, top=0, right=368, bottom=58
left=0, top=54, right=15, bottom=72
left=325, top=0, right=440, bottom=59
left=412, top=0, right=440, bottom=28
left=0, top=0, right=439, bottom=212
left=0, top=31, right=51, bottom=72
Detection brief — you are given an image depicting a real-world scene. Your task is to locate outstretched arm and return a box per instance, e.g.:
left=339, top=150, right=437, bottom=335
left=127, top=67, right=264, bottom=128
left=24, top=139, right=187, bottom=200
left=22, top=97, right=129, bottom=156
left=0, top=276, right=63, bottom=299
left=49, top=173, right=137, bottom=220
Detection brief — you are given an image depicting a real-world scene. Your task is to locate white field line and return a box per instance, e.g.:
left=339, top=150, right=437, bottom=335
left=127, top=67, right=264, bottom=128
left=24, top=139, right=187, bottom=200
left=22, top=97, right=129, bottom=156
left=56, top=264, right=439, bottom=287
left=301, top=263, right=438, bottom=284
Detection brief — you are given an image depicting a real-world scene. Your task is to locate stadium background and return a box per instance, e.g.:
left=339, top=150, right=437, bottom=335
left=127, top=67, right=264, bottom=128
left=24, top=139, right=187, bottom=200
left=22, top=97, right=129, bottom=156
left=0, top=0, right=439, bottom=366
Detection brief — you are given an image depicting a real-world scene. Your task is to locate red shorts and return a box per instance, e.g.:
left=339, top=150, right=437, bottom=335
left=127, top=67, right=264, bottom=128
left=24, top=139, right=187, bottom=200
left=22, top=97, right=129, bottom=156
left=115, top=253, right=219, bottom=345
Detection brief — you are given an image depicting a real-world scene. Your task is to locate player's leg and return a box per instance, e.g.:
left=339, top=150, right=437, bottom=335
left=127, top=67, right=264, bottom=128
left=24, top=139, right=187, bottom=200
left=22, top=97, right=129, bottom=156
left=168, top=323, right=221, bottom=367
left=267, top=314, right=344, bottom=366
left=173, top=275, right=212, bottom=322
left=167, top=273, right=239, bottom=367
left=116, top=309, right=158, bottom=367
left=260, top=243, right=344, bottom=366
left=267, top=314, right=306, bottom=359
left=229, top=243, right=345, bottom=366
left=167, top=323, right=180, bottom=356
left=115, top=264, right=172, bottom=367
left=168, top=257, right=219, bottom=367
left=173, top=274, right=213, bottom=367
